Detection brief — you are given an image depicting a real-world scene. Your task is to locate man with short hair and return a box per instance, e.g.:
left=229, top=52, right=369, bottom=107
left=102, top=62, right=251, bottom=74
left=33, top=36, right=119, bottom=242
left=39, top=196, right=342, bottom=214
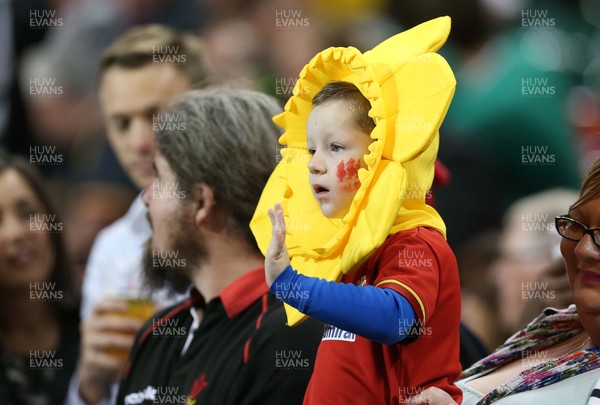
left=69, top=25, right=212, bottom=405
left=117, top=88, right=322, bottom=404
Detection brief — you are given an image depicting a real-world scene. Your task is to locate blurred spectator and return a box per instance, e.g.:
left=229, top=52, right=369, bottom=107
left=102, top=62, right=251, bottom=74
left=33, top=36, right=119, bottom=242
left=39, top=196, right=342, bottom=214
left=428, top=161, right=491, bottom=366
left=441, top=0, right=591, bottom=230
left=491, top=188, right=579, bottom=337
left=65, top=181, right=137, bottom=278
left=0, top=153, right=79, bottom=404
left=201, top=18, right=260, bottom=87
left=2, top=0, right=53, bottom=156
left=68, top=25, right=212, bottom=405
left=9, top=0, right=212, bottom=279
left=62, top=138, right=138, bottom=276
left=457, top=230, right=504, bottom=351
left=200, top=0, right=329, bottom=103
left=435, top=133, right=507, bottom=250
left=388, top=0, right=595, bottom=254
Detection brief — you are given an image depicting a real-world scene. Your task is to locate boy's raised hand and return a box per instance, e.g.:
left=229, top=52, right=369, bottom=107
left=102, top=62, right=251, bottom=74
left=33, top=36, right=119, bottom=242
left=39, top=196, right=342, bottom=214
left=265, top=203, right=290, bottom=287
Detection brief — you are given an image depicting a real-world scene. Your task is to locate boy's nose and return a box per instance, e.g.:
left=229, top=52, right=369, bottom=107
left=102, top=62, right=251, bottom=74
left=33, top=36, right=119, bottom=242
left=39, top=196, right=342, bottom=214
left=308, top=154, right=325, bottom=175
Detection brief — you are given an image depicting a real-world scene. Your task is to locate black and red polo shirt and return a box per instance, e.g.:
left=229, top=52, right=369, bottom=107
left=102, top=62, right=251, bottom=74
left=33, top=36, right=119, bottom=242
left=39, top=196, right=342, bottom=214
left=117, top=268, right=322, bottom=405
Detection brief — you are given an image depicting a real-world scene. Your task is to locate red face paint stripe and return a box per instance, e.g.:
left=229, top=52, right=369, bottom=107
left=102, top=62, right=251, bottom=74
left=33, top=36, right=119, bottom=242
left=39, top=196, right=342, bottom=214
left=337, top=158, right=361, bottom=183
left=345, top=158, right=360, bottom=179
left=336, top=160, right=346, bottom=182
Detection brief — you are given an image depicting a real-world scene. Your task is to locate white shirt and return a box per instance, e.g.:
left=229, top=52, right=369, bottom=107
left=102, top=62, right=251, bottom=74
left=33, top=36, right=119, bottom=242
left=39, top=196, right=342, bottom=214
left=68, top=194, right=182, bottom=405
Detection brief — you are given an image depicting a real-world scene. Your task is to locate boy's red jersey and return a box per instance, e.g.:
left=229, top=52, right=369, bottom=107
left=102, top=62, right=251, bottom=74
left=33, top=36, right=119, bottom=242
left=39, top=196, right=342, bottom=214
left=303, top=226, right=463, bottom=404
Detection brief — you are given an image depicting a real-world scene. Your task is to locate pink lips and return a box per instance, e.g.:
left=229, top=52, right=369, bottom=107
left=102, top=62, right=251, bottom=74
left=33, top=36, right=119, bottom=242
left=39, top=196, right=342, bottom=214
left=579, top=269, right=600, bottom=284
left=8, top=249, right=36, bottom=268
left=312, top=184, right=329, bottom=196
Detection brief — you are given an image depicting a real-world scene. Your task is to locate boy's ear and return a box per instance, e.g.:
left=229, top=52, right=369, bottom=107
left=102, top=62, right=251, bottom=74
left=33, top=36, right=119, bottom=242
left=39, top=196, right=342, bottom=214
left=191, top=183, right=215, bottom=228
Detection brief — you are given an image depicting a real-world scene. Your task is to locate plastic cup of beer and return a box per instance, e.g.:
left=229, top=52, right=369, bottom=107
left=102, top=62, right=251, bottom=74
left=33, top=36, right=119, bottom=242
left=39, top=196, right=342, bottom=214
left=104, top=292, right=156, bottom=362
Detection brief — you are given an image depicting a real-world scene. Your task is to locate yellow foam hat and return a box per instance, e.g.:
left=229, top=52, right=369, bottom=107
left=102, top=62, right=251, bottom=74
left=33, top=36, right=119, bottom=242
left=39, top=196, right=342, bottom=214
left=250, top=16, right=456, bottom=326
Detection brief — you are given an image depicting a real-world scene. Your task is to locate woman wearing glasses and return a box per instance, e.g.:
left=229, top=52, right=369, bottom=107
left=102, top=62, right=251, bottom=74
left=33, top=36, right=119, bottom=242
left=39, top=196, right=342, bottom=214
left=408, top=159, right=600, bottom=405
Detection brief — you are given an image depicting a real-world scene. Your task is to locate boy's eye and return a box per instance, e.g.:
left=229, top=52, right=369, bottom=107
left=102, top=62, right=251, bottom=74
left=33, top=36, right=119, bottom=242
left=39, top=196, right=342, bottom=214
left=330, top=144, right=343, bottom=152
left=307, top=147, right=316, bottom=156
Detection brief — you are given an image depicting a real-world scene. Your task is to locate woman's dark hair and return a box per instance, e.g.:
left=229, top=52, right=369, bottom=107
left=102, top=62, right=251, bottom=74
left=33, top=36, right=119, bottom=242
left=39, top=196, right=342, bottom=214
left=0, top=153, right=79, bottom=313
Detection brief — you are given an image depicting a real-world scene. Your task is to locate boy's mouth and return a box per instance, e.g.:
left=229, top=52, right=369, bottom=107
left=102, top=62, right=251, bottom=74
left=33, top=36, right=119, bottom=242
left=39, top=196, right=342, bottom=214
left=313, top=184, right=329, bottom=195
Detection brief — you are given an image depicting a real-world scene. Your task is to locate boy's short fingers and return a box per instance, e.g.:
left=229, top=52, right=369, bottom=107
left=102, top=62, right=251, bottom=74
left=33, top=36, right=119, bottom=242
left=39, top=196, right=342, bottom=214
left=276, top=206, right=286, bottom=232
left=269, top=209, right=282, bottom=240
left=269, top=205, right=281, bottom=233
left=268, top=208, right=276, bottom=225
left=268, top=205, right=282, bottom=226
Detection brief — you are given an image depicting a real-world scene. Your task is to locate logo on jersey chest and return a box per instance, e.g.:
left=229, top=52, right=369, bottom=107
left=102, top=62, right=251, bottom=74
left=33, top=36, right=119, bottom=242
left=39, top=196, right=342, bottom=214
left=356, top=275, right=367, bottom=286
left=186, top=374, right=208, bottom=405
left=322, top=324, right=356, bottom=342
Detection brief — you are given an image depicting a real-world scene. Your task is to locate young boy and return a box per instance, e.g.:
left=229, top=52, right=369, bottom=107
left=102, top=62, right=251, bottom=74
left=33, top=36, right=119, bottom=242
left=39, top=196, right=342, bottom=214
left=251, top=17, right=462, bottom=404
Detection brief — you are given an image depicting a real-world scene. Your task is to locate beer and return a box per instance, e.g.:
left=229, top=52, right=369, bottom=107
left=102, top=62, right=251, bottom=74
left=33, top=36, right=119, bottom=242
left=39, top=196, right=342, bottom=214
left=105, top=297, right=156, bottom=362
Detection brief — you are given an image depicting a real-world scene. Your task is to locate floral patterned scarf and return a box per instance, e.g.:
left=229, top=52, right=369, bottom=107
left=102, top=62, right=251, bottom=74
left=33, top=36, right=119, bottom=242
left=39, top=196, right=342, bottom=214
left=461, top=305, right=600, bottom=404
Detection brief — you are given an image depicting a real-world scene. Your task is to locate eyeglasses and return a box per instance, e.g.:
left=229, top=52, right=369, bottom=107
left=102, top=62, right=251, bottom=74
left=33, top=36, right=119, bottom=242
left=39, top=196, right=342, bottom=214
left=555, top=215, right=600, bottom=249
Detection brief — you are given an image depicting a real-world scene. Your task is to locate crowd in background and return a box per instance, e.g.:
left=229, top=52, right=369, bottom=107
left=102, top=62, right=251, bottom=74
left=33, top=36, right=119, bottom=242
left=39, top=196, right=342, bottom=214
left=1, top=0, right=600, bottom=402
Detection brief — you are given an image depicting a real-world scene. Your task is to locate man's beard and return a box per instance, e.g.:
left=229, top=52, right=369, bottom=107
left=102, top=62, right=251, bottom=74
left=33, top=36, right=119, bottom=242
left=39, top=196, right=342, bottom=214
left=142, top=213, right=207, bottom=295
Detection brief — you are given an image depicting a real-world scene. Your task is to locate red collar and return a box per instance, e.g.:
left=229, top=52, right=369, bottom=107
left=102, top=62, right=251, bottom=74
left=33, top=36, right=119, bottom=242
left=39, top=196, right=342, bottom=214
left=218, top=267, right=269, bottom=318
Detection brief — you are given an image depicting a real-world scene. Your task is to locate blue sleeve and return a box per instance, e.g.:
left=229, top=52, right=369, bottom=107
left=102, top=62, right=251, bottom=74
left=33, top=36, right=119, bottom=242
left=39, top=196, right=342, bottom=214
left=270, top=265, right=417, bottom=345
